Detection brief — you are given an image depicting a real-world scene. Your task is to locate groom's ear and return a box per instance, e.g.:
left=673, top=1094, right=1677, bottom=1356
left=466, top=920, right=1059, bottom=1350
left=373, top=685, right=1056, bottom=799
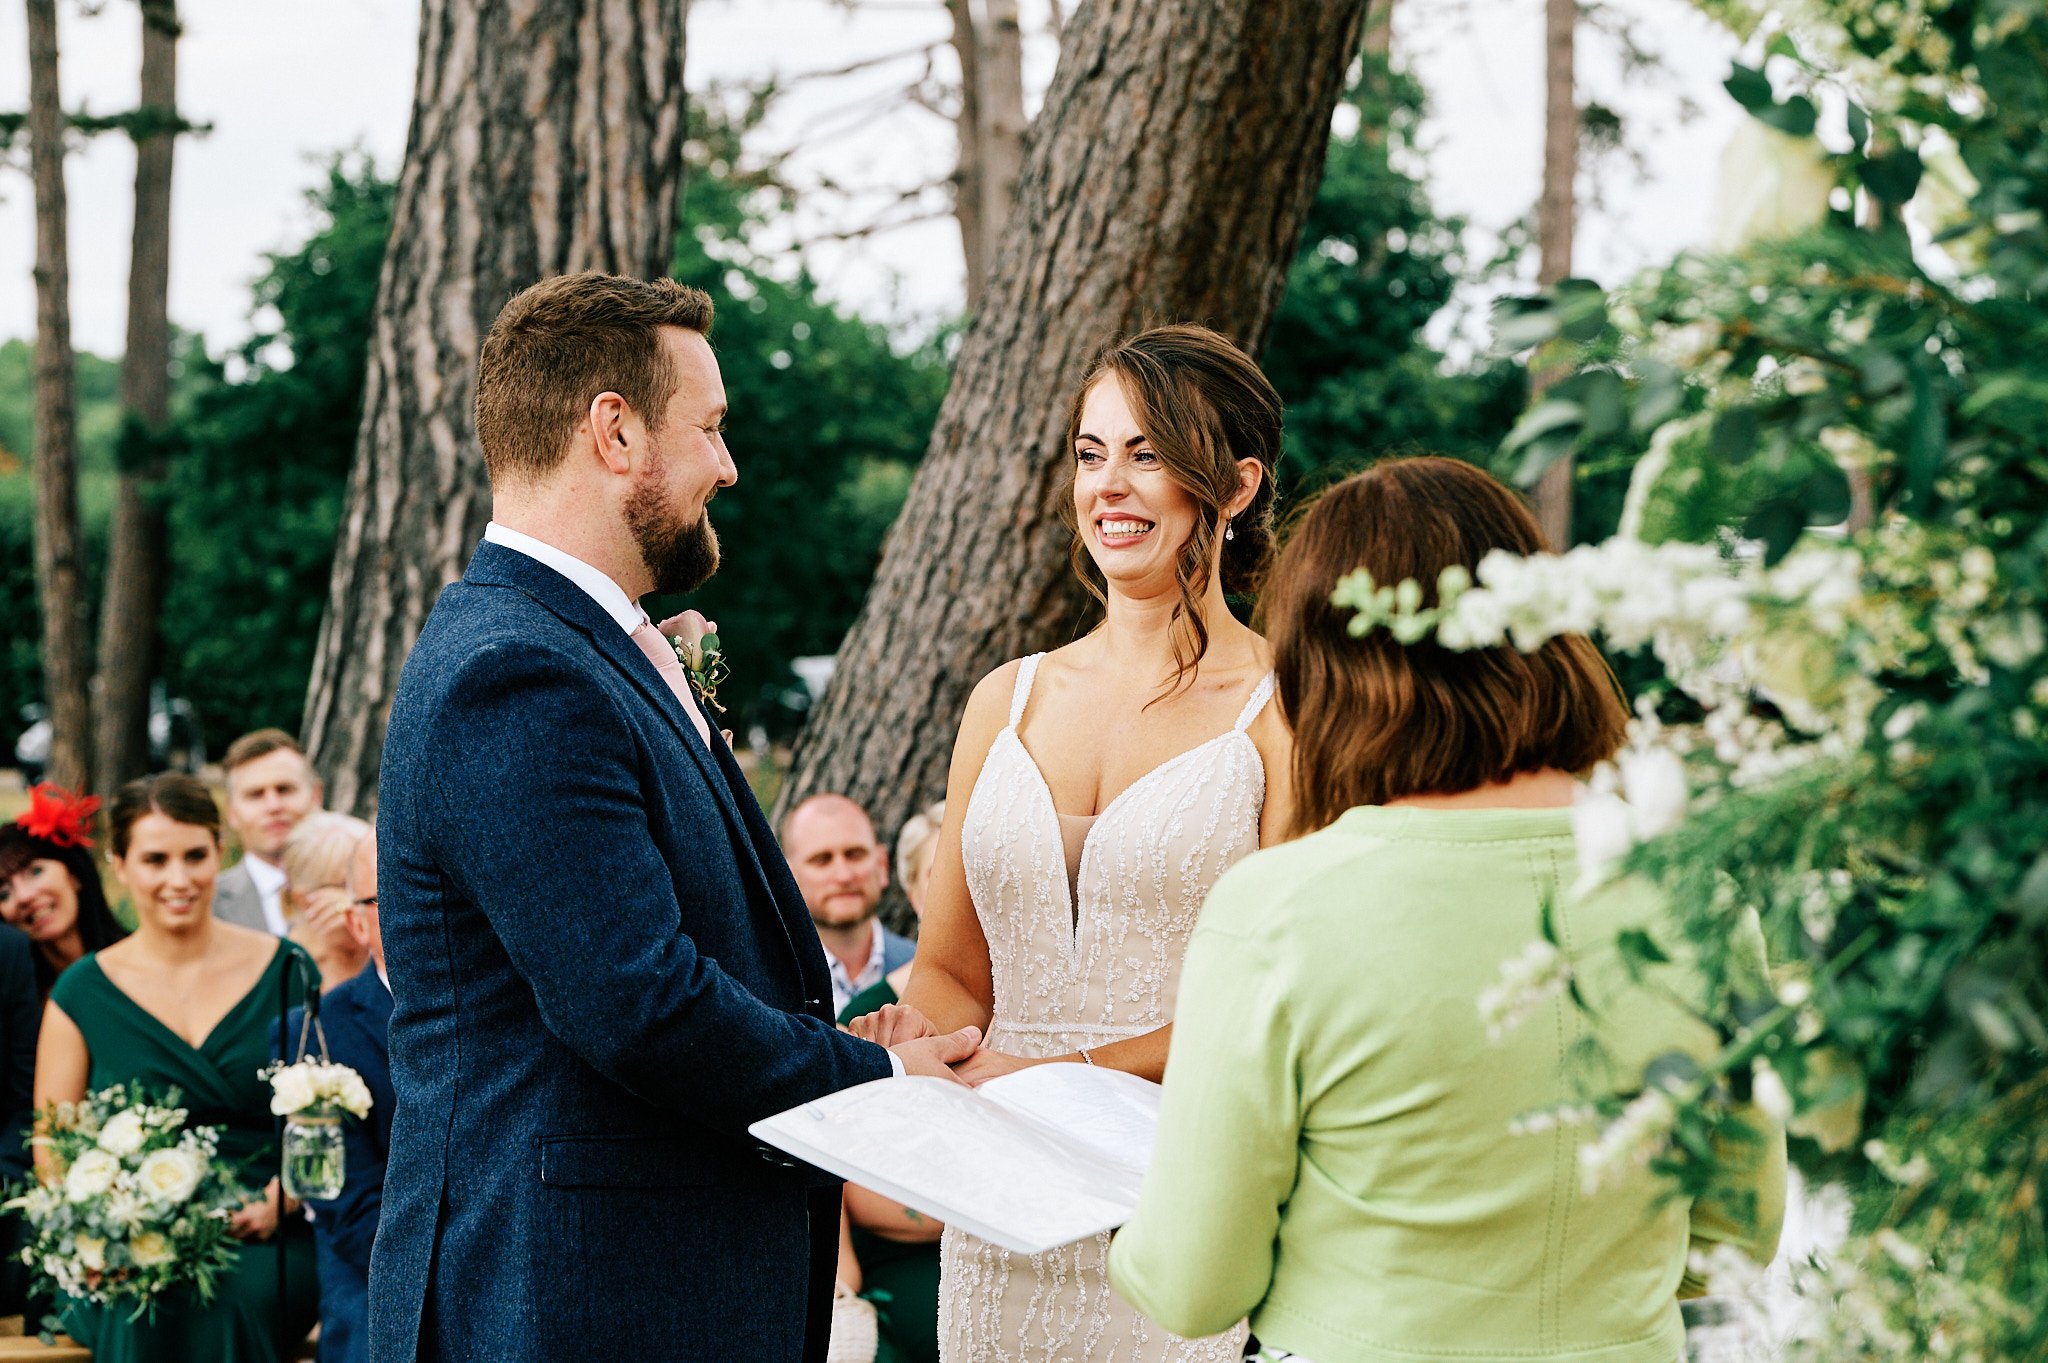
left=586, top=390, right=634, bottom=476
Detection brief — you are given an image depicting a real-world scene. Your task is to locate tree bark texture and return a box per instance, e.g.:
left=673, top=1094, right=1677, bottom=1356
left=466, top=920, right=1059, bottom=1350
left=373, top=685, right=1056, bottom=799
left=780, top=0, right=1368, bottom=862
left=303, top=0, right=688, bottom=815
left=971, top=0, right=1027, bottom=289
left=945, top=0, right=988, bottom=312
left=1532, top=0, right=1578, bottom=549
left=94, top=0, right=180, bottom=796
left=25, top=0, right=93, bottom=792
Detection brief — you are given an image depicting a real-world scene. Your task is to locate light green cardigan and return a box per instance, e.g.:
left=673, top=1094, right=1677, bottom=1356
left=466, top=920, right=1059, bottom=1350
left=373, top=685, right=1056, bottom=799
left=1108, top=806, right=1785, bottom=1363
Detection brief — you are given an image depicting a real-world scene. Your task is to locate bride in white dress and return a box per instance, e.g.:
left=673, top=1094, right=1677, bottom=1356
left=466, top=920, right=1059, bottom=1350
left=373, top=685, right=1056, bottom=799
left=853, top=325, right=1295, bottom=1362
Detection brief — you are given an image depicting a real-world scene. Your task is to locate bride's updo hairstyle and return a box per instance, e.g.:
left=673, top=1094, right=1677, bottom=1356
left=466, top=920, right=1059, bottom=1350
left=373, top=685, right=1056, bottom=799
left=1061, top=325, right=1283, bottom=693
left=1261, top=457, right=1627, bottom=836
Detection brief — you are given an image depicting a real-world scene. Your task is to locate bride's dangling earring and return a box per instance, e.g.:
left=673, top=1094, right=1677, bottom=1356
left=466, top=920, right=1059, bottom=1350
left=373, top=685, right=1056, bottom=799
left=1224, top=518, right=1235, bottom=542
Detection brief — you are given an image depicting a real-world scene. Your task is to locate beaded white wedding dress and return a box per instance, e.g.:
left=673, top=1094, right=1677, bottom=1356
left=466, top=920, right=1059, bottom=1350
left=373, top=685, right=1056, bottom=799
left=937, top=653, right=1269, bottom=1362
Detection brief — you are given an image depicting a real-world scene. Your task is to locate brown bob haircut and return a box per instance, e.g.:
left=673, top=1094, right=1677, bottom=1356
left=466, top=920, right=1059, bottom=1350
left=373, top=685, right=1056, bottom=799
left=1261, top=456, right=1627, bottom=836
left=475, top=272, right=714, bottom=484
left=1060, top=325, right=1282, bottom=694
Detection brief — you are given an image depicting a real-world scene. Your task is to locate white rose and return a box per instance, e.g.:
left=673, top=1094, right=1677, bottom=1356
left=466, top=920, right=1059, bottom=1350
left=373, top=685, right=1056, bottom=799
left=63, top=1148, right=119, bottom=1203
left=71, top=1232, right=107, bottom=1273
left=269, top=1066, right=317, bottom=1117
left=97, top=1109, right=147, bottom=1158
left=127, top=1231, right=175, bottom=1269
left=336, top=1072, right=374, bottom=1121
left=135, top=1147, right=204, bottom=1206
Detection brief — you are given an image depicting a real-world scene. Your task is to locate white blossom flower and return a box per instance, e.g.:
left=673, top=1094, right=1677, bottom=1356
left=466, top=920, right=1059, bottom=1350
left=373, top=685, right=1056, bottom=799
left=71, top=1233, right=106, bottom=1274
left=269, top=1065, right=317, bottom=1116
left=1477, top=939, right=1574, bottom=1042
left=96, top=1108, right=147, bottom=1159
left=1578, top=1087, right=1681, bottom=1192
left=63, top=1149, right=119, bottom=1203
left=135, top=1147, right=204, bottom=1207
left=1751, top=1060, right=1793, bottom=1122
left=1571, top=781, right=1637, bottom=889
left=126, top=1230, right=175, bottom=1270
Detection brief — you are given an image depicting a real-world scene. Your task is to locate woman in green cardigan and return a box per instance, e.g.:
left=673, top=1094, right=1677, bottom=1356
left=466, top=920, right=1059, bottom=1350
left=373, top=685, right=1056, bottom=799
left=1109, top=457, right=1786, bottom=1363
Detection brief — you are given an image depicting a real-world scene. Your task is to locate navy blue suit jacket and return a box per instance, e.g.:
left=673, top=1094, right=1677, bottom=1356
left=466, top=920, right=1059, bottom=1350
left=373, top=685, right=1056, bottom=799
left=367, top=541, right=894, bottom=1363
left=279, top=964, right=394, bottom=1363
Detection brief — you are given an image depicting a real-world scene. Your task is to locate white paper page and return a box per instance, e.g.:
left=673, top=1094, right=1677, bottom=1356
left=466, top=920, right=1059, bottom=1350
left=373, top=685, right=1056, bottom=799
left=974, top=1063, right=1162, bottom=1178
left=749, top=1073, right=1159, bottom=1255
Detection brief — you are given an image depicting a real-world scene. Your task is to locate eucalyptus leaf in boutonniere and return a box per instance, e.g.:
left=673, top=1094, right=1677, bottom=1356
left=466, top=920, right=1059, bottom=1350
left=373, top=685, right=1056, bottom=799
left=656, top=610, right=730, bottom=714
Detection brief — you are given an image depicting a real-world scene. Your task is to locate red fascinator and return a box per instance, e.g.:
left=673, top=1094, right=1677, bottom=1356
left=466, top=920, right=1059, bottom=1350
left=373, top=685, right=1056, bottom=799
left=17, top=783, right=100, bottom=850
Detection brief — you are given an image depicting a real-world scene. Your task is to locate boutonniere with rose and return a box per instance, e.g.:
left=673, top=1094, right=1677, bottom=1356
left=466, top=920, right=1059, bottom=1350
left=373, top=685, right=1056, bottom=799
left=657, top=610, right=729, bottom=714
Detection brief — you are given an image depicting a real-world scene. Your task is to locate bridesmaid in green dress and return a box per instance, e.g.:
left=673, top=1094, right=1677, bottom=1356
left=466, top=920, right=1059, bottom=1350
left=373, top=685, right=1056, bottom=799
left=32, top=772, right=319, bottom=1362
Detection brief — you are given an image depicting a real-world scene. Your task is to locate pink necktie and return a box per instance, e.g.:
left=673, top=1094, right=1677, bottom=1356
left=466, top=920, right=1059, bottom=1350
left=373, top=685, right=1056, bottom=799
left=630, top=620, right=713, bottom=747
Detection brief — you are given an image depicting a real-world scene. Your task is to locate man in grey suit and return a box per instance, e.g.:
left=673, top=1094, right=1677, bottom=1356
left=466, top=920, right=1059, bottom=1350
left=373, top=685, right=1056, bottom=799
left=215, top=728, right=324, bottom=933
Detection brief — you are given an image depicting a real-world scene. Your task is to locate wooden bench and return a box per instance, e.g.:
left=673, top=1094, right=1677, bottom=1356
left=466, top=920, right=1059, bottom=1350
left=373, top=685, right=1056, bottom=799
left=0, top=1316, right=313, bottom=1359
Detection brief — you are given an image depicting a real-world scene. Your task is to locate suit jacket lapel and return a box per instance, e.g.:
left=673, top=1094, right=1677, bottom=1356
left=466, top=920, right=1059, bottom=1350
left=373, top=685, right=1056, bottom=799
left=460, top=543, right=787, bottom=925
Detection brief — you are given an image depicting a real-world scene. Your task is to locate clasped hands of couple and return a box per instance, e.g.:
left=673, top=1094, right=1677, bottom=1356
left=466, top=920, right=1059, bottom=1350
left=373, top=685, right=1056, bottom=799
left=858, top=1006, right=1044, bottom=1087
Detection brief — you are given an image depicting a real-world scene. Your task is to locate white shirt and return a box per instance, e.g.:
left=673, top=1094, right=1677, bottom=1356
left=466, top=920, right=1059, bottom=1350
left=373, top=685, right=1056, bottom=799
left=483, top=523, right=904, bottom=1077
left=243, top=854, right=290, bottom=937
left=484, top=522, right=644, bottom=634
left=826, top=921, right=888, bottom=1019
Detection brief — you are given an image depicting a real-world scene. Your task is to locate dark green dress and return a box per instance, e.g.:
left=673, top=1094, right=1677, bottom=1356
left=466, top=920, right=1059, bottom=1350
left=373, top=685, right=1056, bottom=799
left=48, top=942, right=320, bottom=1362
left=840, top=981, right=940, bottom=1363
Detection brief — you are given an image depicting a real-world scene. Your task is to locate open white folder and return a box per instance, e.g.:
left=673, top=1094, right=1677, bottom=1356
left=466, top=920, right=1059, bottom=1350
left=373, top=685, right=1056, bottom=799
left=749, top=1064, right=1163, bottom=1255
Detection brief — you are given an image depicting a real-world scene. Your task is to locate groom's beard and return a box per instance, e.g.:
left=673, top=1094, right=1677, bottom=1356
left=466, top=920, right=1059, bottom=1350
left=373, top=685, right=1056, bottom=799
left=627, top=481, right=721, bottom=596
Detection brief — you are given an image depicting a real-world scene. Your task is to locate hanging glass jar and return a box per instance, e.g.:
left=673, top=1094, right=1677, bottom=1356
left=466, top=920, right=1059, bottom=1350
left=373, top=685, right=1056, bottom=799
left=282, top=1106, right=346, bottom=1201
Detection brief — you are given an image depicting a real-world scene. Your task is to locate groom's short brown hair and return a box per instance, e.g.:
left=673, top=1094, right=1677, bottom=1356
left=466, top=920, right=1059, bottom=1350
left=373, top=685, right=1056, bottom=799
left=475, top=272, right=714, bottom=483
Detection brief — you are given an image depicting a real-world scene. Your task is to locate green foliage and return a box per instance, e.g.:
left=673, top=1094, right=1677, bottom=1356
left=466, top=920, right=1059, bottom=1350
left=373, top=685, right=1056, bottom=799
left=1263, top=60, right=1527, bottom=504
left=156, top=155, right=393, bottom=747
left=653, top=93, right=949, bottom=733
left=1490, top=0, right=2048, bottom=1346
left=0, top=344, right=122, bottom=750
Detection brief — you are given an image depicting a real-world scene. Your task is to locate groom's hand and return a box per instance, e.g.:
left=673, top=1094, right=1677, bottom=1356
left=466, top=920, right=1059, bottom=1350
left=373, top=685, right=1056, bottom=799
left=852, top=1002, right=938, bottom=1047
left=890, top=1026, right=982, bottom=1086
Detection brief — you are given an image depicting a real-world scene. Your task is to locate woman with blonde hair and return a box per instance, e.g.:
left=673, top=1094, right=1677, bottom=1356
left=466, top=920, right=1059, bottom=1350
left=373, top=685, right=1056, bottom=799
left=280, top=811, right=371, bottom=989
left=855, top=324, right=1294, bottom=1361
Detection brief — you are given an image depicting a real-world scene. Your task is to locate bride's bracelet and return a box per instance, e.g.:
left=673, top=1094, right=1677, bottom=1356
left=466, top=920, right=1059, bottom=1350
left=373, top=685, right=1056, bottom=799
left=1076, top=1048, right=1096, bottom=1066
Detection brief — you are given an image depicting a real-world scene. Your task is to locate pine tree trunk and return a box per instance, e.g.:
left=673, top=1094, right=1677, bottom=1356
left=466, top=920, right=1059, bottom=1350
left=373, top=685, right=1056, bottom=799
left=972, top=0, right=1026, bottom=283
left=780, top=0, right=1368, bottom=849
left=303, top=0, right=689, bottom=815
left=25, top=0, right=93, bottom=793
left=94, top=0, right=180, bottom=795
left=1531, top=0, right=1578, bottom=549
left=945, top=0, right=989, bottom=312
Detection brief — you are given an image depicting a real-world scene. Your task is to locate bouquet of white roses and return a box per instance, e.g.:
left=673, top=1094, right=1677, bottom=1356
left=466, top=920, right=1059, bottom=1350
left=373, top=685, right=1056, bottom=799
left=5, top=1083, right=247, bottom=1319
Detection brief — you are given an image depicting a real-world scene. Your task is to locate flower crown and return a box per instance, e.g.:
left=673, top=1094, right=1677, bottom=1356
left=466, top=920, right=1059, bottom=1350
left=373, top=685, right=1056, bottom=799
left=17, top=784, right=101, bottom=850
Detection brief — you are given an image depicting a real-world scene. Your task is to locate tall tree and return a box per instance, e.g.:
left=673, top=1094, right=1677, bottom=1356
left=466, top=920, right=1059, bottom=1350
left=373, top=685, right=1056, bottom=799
left=24, top=0, right=93, bottom=791
left=1530, top=0, right=1579, bottom=547
left=93, top=0, right=183, bottom=795
left=302, top=0, right=688, bottom=814
left=943, top=0, right=1028, bottom=312
left=781, top=0, right=1370, bottom=843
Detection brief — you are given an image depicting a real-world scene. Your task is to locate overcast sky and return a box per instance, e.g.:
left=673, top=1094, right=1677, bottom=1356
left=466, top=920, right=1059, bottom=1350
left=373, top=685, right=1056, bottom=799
left=0, top=0, right=1740, bottom=359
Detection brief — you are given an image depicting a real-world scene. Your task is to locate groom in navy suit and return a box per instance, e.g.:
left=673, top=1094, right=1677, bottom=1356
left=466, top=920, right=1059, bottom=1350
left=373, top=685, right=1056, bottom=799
left=369, top=273, right=981, bottom=1363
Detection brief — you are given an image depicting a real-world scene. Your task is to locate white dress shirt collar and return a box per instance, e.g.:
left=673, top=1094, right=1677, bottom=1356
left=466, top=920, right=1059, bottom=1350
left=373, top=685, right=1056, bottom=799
left=484, top=522, right=644, bottom=635
left=241, top=854, right=290, bottom=937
